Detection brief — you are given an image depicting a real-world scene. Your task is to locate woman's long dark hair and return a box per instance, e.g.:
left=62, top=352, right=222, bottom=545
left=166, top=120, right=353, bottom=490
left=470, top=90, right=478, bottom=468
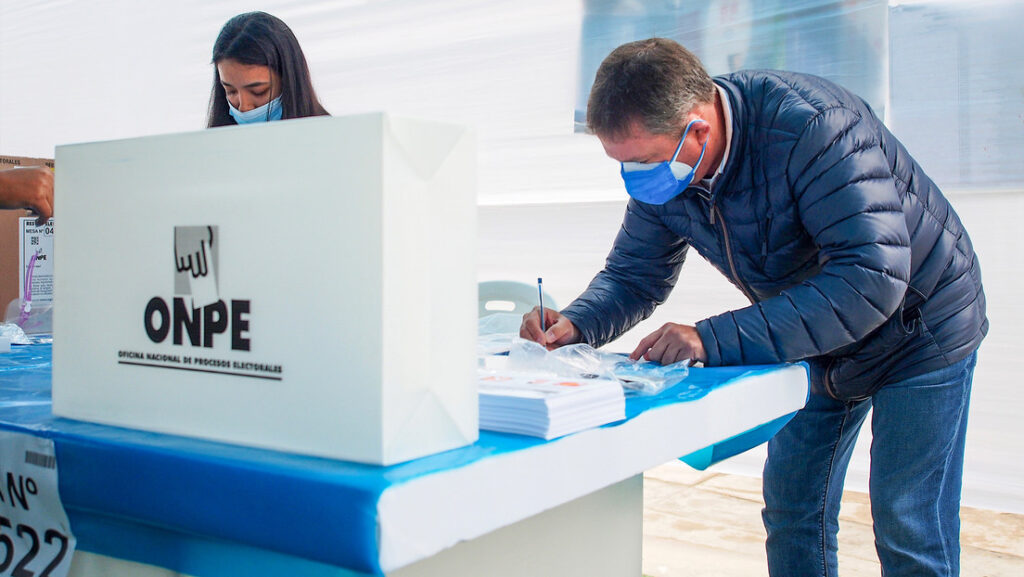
left=206, top=12, right=329, bottom=127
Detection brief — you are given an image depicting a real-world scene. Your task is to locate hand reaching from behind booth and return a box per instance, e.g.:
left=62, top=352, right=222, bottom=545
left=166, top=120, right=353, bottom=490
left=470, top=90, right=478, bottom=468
left=520, top=307, right=581, bottom=350
left=631, top=322, right=706, bottom=365
left=0, top=167, right=54, bottom=224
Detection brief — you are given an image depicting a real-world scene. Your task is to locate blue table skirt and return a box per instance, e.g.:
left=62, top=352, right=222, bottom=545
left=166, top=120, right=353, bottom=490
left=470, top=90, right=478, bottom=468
left=0, top=342, right=806, bottom=575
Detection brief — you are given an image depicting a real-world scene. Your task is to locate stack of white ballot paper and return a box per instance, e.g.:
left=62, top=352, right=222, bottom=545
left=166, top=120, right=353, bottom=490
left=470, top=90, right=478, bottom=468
left=478, top=372, right=626, bottom=439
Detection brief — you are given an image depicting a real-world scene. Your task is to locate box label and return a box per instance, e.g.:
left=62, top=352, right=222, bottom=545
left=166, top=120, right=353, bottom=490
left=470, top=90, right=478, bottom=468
left=19, top=218, right=54, bottom=305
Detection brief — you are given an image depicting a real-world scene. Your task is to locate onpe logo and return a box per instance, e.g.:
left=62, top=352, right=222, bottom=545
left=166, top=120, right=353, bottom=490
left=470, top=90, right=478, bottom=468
left=143, top=225, right=251, bottom=350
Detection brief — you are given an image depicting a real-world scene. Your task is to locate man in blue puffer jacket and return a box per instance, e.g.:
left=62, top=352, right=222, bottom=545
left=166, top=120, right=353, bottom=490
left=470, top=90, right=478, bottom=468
left=521, top=38, right=986, bottom=576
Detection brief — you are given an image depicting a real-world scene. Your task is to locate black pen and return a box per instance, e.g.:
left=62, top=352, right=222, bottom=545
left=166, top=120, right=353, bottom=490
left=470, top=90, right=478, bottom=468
left=537, top=277, right=546, bottom=332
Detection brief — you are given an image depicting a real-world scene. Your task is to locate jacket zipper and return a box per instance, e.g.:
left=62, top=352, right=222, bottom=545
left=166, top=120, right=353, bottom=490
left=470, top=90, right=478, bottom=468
left=708, top=202, right=757, bottom=303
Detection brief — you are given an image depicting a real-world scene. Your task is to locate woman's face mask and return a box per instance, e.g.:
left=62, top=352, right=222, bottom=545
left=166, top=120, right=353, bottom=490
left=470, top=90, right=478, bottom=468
left=619, top=119, right=708, bottom=205
left=228, top=95, right=283, bottom=124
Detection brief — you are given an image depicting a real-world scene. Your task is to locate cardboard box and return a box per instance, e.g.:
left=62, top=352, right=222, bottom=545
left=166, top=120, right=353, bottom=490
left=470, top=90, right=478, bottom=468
left=52, top=113, right=479, bottom=465
left=0, top=155, right=53, bottom=312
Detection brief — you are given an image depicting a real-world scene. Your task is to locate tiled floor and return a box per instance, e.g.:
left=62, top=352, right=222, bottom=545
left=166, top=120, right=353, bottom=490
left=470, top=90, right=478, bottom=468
left=642, top=461, right=1024, bottom=577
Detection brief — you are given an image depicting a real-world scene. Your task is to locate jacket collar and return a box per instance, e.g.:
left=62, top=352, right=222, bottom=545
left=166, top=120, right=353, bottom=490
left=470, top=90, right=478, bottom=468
left=704, top=83, right=734, bottom=184
left=685, top=76, right=744, bottom=202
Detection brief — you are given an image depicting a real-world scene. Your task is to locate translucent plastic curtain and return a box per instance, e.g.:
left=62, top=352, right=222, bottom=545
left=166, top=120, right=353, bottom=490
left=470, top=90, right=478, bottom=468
left=577, top=0, right=1024, bottom=191
left=577, top=0, right=888, bottom=129
left=889, top=0, right=1024, bottom=191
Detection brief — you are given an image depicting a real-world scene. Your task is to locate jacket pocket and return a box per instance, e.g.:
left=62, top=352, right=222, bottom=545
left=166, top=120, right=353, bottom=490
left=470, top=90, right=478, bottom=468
left=824, top=302, right=917, bottom=400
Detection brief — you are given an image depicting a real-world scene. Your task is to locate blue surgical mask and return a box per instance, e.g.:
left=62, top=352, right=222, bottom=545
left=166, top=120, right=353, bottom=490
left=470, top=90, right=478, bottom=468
left=620, top=119, right=707, bottom=205
left=228, top=95, right=283, bottom=124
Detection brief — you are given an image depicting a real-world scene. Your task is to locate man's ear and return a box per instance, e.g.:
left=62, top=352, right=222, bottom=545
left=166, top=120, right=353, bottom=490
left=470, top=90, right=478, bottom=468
left=690, top=118, right=712, bottom=145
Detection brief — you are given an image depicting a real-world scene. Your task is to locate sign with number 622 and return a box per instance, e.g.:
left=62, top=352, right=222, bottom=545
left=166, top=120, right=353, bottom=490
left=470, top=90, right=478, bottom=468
left=0, top=516, right=70, bottom=577
left=0, top=432, right=76, bottom=577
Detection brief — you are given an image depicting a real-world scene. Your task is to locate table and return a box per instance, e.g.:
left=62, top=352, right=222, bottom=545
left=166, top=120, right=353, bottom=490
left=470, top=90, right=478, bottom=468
left=0, top=342, right=808, bottom=576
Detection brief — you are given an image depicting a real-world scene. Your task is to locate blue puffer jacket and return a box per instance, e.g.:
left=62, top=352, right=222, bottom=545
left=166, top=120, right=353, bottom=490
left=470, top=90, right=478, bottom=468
left=562, top=70, right=988, bottom=400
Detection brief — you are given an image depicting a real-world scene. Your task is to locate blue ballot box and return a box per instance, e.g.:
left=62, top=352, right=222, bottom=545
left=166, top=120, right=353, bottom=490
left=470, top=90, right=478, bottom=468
left=0, top=342, right=807, bottom=577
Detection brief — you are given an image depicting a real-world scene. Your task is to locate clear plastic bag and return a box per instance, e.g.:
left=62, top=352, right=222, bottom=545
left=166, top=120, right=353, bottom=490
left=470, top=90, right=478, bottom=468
left=504, top=338, right=688, bottom=396
left=0, top=322, right=31, bottom=346
left=3, top=299, right=52, bottom=336
left=476, top=313, right=523, bottom=357
left=611, top=356, right=692, bottom=396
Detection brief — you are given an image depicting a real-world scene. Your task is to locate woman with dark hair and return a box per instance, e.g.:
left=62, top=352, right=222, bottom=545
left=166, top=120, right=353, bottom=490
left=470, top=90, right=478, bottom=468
left=207, top=11, right=329, bottom=127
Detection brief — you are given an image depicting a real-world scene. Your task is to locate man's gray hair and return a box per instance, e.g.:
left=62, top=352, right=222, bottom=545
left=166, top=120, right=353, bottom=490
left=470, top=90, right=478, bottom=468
left=587, top=38, right=716, bottom=140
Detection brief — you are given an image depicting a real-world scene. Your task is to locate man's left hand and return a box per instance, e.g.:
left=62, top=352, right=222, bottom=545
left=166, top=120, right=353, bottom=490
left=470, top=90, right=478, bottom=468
left=630, top=322, right=707, bottom=365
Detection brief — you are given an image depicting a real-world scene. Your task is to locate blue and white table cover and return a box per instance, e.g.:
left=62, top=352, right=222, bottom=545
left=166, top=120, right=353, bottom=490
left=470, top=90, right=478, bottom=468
left=0, top=342, right=807, bottom=576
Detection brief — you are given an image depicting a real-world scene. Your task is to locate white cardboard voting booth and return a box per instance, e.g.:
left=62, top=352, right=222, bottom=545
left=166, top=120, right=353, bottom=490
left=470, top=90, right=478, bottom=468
left=52, top=113, right=479, bottom=465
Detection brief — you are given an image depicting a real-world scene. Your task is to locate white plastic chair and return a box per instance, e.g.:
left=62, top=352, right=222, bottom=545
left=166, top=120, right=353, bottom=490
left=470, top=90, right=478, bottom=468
left=478, top=280, right=558, bottom=318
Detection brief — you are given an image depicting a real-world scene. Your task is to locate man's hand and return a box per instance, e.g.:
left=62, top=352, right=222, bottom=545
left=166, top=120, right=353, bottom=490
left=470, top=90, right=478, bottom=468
left=0, top=167, right=54, bottom=224
left=631, top=322, right=707, bottom=365
left=520, top=307, right=582, bottom=350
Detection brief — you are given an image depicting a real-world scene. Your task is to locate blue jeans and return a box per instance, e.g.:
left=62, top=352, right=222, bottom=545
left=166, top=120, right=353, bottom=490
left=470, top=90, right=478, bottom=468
left=762, top=351, right=977, bottom=576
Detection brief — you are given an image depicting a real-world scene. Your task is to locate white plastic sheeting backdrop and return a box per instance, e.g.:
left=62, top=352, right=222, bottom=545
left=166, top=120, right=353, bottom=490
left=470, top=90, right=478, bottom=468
left=2, top=1, right=1022, bottom=198
left=0, top=0, right=623, bottom=204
